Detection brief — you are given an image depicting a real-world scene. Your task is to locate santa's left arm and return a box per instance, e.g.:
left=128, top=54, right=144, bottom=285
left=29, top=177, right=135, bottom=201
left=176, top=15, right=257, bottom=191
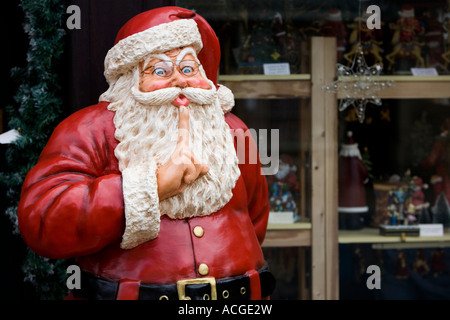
left=225, top=112, right=270, bottom=245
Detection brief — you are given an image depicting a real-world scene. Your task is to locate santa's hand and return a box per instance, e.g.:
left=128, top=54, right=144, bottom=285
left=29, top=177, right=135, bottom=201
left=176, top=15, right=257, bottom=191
left=156, top=106, right=209, bottom=201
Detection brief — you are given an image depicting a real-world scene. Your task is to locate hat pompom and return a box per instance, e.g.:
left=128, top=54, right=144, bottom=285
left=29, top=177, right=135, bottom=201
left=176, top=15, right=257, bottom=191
left=217, top=84, right=235, bottom=113
left=345, top=131, right=355, bottom=145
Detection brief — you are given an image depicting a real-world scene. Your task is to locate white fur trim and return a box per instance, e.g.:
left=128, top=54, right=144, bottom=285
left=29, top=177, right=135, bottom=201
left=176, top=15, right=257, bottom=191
left=339, top=143, right=362, bottom=159
left=104, top=19, right=203, bottom=84
left=217, top=84, right=235, bottom=113
left=120, top=162, right=160, bottom=249
left=338, top=206, right=369, bottom=213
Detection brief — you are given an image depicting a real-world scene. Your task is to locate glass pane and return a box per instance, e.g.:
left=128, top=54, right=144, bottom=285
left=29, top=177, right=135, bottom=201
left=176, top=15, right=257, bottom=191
left=177, top=0, right=450, bottom=75
left=339, top=98, right=450, bottom=228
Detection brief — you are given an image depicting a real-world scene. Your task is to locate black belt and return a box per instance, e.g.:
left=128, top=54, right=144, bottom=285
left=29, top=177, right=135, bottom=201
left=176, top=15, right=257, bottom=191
left=72, top=267, right=276, bottom=300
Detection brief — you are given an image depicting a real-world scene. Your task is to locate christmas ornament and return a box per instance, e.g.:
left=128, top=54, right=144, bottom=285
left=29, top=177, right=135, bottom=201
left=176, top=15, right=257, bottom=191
left=323, top=1, right=395, bottom=123
left=323, top=45, right=394, bottom=123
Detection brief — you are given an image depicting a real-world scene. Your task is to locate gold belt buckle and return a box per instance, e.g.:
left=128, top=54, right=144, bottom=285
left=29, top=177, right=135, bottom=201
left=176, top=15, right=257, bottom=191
left=177, top=277, right=217, bottom=300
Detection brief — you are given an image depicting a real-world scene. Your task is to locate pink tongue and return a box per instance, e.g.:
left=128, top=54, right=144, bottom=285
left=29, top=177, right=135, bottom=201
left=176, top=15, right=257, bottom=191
left=173, top=95, right=190, bottom=107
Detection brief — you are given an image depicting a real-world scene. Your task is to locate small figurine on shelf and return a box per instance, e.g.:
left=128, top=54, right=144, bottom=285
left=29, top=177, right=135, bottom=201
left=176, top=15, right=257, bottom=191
left=423, top=9, right=446, bottom=70
left=441, top=12, right=450, bottom=70
left=385, top=6, right=425, bottom=72
left=267, top=154, right=299, bottom=197
left=344, top=14, right=383, bottom=67
left=387, top=203, right=400, bottom=225
left=405, top=203, right=417, bottom=225
left=392, top=185, right=409, bottom=224
left=430, top=248, right=447, bottom=277
left=410, top=176, right=429, bottom=210
left=409, top=176, right=431, bottom=223
left=269, top=182, right=297, bottom=213
left=394, top=250, right=409, bottom=280
left=353, top=246, right=367, bottom=282
left=267, top=154, right=299, bottom=218
left=412, top=249, right=430, bottom=277
left=320, top=8, right=347, bottom=63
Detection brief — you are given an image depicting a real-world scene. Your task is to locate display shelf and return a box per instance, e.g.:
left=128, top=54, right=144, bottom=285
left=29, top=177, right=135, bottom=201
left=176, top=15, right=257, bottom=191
left=219, top=37, right=339, bottom=300
left=263, top=222, right=312, bottom=248
left=339, top=227, right=450, bottom=250
left=219, top=74, right=311, bottom=99
left=336, top=75, right=450, bottom=99
left=219, top=74, right=311, bottom=81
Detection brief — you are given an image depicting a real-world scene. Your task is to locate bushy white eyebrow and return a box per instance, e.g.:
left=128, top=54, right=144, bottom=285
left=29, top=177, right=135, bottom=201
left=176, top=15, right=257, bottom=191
left=142, top=53, right=170, bottom=70
left=141, top=47, right=199, bottom=72
left=176, top=47, right=199, bottom=63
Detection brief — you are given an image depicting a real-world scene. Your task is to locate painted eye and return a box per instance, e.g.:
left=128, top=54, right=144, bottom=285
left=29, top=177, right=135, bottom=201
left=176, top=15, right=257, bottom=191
left=153, top=67, right=167, bottom=76
left=181, top=66, right=194, bottom=75
left=149, top=61, right=173, bottom=77
left=178, top=60, right=198, bottom=77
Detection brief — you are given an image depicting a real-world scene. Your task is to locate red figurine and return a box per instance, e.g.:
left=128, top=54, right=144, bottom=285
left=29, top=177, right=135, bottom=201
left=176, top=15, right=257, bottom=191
left=421, top=117, right=450, bottom=204
left=18, top=7, right=275, bottom=300
left=430, top=249, right=447, bottom=277
left=394, top=250, right=409, bottom=280
left=386, top=6, right=425, bottom=71
left=320, top=8, right=347, bottom=62
left=338, top=131, right=369, bottom=229
left=412, top=249, right=429, bottom=276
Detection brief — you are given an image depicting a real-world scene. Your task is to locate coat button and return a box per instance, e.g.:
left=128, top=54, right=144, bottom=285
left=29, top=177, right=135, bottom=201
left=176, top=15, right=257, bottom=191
left=198, top=263, right=209, bottom=276
left=193, top=226, right=204, bottom=238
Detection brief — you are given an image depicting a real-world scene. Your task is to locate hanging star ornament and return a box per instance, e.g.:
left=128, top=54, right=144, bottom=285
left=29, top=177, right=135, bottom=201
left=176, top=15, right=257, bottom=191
left=323, top=47, right=394, bottom=123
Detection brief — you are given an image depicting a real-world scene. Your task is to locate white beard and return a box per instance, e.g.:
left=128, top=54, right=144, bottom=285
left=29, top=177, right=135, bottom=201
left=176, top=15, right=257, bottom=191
left=105, top=71, right=240, bottom=220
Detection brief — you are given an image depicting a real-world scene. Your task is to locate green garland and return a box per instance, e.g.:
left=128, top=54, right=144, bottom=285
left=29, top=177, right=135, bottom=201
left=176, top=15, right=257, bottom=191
left=1, top=0, right=68, bottom=299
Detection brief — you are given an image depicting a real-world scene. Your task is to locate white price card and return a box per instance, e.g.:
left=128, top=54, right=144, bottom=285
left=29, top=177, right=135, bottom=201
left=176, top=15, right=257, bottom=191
left=411, top=68, right=438, bottom=76
left=419, top=224, right=444, bottom=237
left=263, top=63, right=291, bottom=75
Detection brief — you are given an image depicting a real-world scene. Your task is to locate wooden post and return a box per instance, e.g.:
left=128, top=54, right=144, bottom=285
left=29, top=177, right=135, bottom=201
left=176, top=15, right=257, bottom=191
left=310, top=37, right=339, bottom=300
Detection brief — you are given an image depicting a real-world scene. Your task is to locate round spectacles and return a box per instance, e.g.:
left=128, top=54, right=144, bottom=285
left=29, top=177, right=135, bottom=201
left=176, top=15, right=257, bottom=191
left=141, top=60, right=201, bottom=77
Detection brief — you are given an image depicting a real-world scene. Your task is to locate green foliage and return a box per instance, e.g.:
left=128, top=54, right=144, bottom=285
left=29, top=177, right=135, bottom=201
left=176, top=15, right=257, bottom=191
left=0, top=0, right=67, bottom=299
left=361, top=146, right=374, bottom=181
left=22, top=249, right=70, bottom=299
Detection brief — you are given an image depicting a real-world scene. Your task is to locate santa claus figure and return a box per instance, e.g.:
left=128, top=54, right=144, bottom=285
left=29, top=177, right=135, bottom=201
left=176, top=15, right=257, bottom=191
left=17, top=7, right=274, bottom=300
left=338, top=131, right=369, bottom=230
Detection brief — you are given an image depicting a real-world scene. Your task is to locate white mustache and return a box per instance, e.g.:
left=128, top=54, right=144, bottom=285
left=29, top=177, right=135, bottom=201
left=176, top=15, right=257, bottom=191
left=131, top=81, right=217, bottom=106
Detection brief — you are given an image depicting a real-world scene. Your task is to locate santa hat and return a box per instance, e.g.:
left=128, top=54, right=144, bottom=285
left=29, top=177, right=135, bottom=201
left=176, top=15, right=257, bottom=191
left=398, top=6, right=415, bottom=18
left=104, top=6, right=234, bottom=112
left=325, top=8, right=342, bottom=21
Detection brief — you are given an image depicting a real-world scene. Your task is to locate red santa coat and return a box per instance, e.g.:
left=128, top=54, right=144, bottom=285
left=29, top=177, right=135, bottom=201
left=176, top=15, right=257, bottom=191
left=421, top=137, right=450, bottom=204
left=18, top=102, right=269, bottom=289
left=338, top=146, right=368, bottom=212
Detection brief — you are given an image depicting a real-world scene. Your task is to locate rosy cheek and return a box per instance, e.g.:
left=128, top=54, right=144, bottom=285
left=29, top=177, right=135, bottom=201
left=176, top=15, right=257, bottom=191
left=139, top=78, right=171, bottom=92
left=187, top=77, right=211, bottom=89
